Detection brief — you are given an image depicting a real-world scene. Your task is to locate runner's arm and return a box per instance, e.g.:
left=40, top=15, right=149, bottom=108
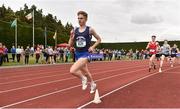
left=68, top=29, right=74, bottom=47
left=90, top=28, right=101, bottom=49
left=146, top=42, right=150, bottom=49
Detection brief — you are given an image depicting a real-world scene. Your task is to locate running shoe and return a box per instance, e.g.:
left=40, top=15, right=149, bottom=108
left=82, top=76, right=88, bottom=90
left=90, top=82, right=97, bottom=94
left=159, top=68, right=162, bottom=73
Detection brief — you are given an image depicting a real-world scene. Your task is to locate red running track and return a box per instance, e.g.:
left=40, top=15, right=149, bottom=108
left=0, top=60, right=179, bottom=108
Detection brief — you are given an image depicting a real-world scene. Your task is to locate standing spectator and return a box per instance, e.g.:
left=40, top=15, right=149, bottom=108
left=35, top=47, right=41, bottom=64
left=40, top=45, right=45, bottom=64
left=0, top=43, right=4, bottom=66
left=48, top=46, right=54, bottom=64
left=24, top=46, right=30, bottom=64
left=59, top=48, right=64, bottom=62
left=11, top=46, right=16, bottom=62
left=20, top=46, right=25, bottom=64
left=99, top=50, right=104, bottom=61
left=117, top=50, right=122, bottom=60
left=103, top=49, right=107, bottom=61
left=41, top=47, right=47, bottom=64
left=71, top=48, right=75, bottom=62
left=53, top=47, right=58, bottom=64
left=108, top=50, right=113, bottom=61
left=16, top=46, right=21, bottom=63
left=64, top=48, right=70, bottom=62
left=45, top=48, right=49, bottom=63
left=3, top=45, right=9, bottom=62
left=30, top=47, right=34, bottom=57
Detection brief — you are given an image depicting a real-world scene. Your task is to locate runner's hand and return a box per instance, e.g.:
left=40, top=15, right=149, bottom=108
left=88, top=47, right=94, bottom=53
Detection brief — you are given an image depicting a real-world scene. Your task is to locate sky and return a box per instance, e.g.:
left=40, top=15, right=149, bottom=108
left=1, top=0, right=180, bottom=42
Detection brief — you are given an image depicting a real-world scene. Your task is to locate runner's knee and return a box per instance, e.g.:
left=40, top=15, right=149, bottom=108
left=70, top=67, right=76, bottom=74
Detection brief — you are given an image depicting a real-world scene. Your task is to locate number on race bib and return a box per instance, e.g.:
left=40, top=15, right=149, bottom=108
left=150, top=49, right=155, bottom=52
left=76, top=40, right=86, bottom=47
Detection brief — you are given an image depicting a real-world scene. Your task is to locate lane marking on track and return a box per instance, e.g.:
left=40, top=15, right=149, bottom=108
left=0, top=60, right=135, bottom=70
left=165, top=72, right=180, bottom=74
left=0, top=67, right=148, bottom=108
left=0, top=65, right=146, bottom=93
left=0, top=62, right=132, bottom=79
left=77, top=65, right=180, bottom=109
left=0, top=64, right=141, bottom=85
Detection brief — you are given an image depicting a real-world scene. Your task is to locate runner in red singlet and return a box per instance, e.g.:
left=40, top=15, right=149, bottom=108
left=146, top=36, right=159, bottom=72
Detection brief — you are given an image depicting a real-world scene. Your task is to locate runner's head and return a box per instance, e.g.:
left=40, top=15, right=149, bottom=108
left=164, top=39, right=168, bottom=44
left=173, top=44, right=177, bottom=48
left=151, top=35, right=156, bottom=42
left=77, top=11, right=88, bottom=26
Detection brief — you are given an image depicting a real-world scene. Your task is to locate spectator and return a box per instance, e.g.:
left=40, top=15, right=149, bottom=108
left=59, top=47, right=64, bottom=62
left=53, top=47, right=58, bottom=64
left=108, top=50, right=113, bottom=61
left=64, top=48, right=70, bottom=62
left=3, top=45, right=9, bottom=62
left=41, top=47, right=47, bottom=64
left=30, top=47, right=34, bottom=57
left=117, top=50, right=122, bottom=60
left=16, top=46, right=21, bottom=63
left=24, top=46, right=30, bottom=64
left=20, top=46, right=25, bottom=64
left=0, top=43, right=4, bottom=66
left=35, top=47, right=41, bottom=64
left=48, top=46, right=54, bottom=64
left=11, top=46, right=16, bottom=62
left=99, top=50, right=104, bottom=61
left=71, top=48, right=75, bottom=62
left=103, top=49, right=107, bottom=61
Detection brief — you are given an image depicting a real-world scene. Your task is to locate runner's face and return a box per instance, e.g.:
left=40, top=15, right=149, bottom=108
left=78, top=14, right=87, bottom=26
left=152, top=37, right=156, bottom=41
left=164, top=40, right=168, bottom=44
left=174, top=44, right=177, bottom=48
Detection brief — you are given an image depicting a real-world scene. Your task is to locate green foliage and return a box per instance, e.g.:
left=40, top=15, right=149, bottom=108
left=0, top=4, right=179, bottom=50
left=0, top=4, right=73, bottom=48
left=98, top=41, right=180, bottom=51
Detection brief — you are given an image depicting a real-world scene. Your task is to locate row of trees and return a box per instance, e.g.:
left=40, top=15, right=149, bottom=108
left=0, top=4, right=179, bottom=50
left=0, top=4, right=73, bottom=48
left=99, top=41, right=180, bottom=51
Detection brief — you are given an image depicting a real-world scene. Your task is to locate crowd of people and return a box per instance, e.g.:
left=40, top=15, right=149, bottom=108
left=0, top=43, right=72, bottom=66
left=0, top=42, right=179, bottom=66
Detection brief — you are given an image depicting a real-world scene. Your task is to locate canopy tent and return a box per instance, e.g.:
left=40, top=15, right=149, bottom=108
left=57, top=43, right=69, bottom=48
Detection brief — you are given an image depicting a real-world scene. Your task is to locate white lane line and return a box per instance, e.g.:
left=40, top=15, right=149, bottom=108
left=0, top=65, right=145, bottom=93
left=77, top=66, right=180, bottom=109
left=0, top=63, right=129, bottom=79
left=165, top=72, right=180, bottom=74
left=0, top=67, right=147, bottom=108
left=0, top=64, right=139, bottom=85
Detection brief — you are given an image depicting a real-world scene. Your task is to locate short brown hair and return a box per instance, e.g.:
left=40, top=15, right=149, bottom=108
left=77, top=11, right=88, bottom=19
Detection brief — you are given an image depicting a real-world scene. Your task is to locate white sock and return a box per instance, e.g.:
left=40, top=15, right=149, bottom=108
left=81, top=75, right=86, bottom=81
left=91, top=81, right=95, bottom=85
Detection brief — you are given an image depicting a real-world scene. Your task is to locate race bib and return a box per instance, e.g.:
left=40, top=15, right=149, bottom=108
left=76, top=36, right=86, bottom=48
left=150, top=49, right=155, bottom=52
